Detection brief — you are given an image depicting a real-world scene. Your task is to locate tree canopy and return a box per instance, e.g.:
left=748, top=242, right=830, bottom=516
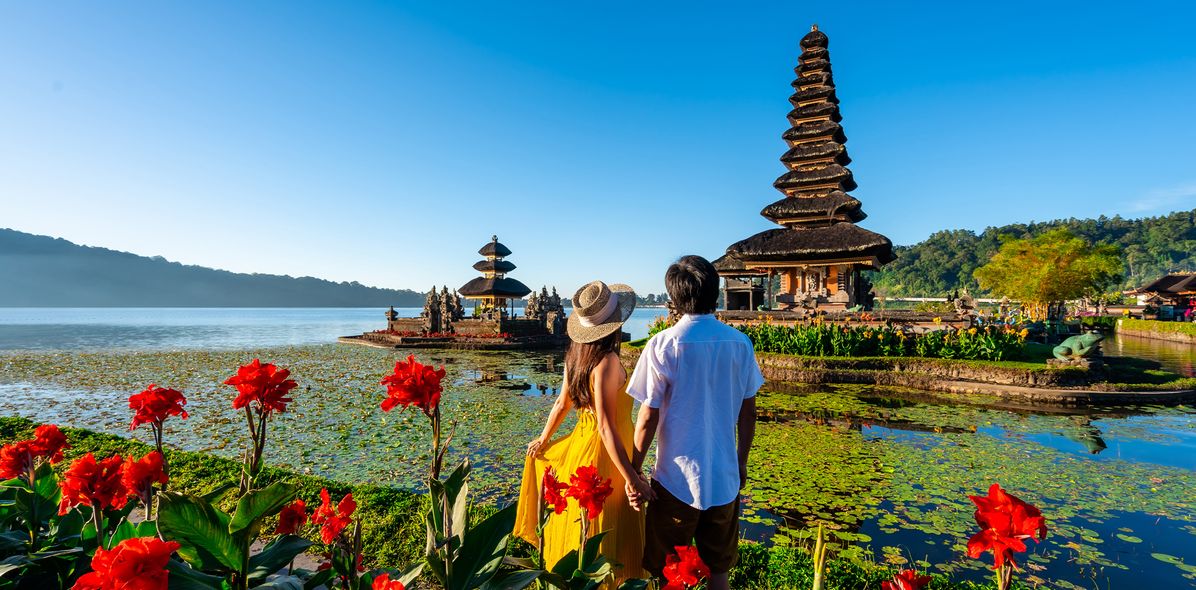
left=869, top=209, right=1196, bottom=297
left=972, top=228, right=1122, bottom=319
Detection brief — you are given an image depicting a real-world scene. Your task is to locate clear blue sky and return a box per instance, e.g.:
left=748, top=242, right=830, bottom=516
left=3, top=1, right=1195, bottom=297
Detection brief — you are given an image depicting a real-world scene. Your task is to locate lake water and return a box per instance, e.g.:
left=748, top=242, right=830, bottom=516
left=0, top=308, right=1193, bottom=588
left=0, top=307, right=669, bottom=351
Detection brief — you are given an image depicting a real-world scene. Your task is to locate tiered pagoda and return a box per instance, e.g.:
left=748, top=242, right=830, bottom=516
left=459, top=235, right=533, bottom=317
left=715, top=25, right=894, bottom=313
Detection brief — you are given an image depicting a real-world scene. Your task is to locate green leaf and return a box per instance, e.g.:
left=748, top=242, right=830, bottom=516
left=444, top=459, right=471, bottom=542
left=248, top=535, right=313, bottom=586
left=166, top=559, right=225, bottom=590
left=396, top=561, right=425, bottom=587
left=156, top=492, right=242, bottom=573
left=0, top=555, right=29, bottom=580
left=449, top=504, right=516, bottom=590
left=107, top=518, right=159, bottom=549
left=616, top=580, right=650, bottom=590
left=199, top=482, right=236, bottom=504
left=579, top=532, right=608, bottom=570
left=253, top=574, right=304, bottom=590
left=302, top=569, right=335, bottom=590
left=230, top=482, right=298, bottom=537
left=479, top=569, right=541, bottom=590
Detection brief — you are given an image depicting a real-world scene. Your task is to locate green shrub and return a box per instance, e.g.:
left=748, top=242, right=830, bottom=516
left=737, top=322, right=1027, bottom=361
left=1119, top=318, right=1196, bottom=337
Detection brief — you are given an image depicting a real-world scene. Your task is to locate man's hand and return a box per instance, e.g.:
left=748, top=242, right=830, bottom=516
left=625, top=473, right=655, bottom=511
left=738, top=463, right=748, bottom=491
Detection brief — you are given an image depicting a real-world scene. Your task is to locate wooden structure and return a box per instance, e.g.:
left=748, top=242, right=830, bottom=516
left=458, top=235, right=533, bottom=317
left=1134, top=272, right=1196, bottom=320
left=713, top=25, right=894, bottom=313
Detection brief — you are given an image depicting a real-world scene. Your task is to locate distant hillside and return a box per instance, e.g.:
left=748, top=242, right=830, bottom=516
left=869, top=209, right=1196, bottom=297
left=0, top=228, right=424, bottom=307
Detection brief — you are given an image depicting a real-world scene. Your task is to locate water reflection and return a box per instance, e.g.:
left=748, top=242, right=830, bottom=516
left=1108, top=333, right=1196, bottom=377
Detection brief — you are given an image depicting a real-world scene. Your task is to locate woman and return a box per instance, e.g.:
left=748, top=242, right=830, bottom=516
left=514, top=281, right=654, bottom=584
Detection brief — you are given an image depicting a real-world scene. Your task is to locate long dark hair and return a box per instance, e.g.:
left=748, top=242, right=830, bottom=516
left=564, top=331, right=621, bottom=409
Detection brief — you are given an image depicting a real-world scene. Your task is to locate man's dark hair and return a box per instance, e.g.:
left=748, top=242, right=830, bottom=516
left=665, top=255, right=720, bottom=315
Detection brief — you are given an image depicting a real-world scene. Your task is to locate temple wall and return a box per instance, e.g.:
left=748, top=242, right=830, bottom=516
left=451, top=319, right=502, bottom=336
left=388, top=318, right=424, bottom=333
left=501, top=318, right=548, bottom=337
left=827, top=266, right=839, bottom=294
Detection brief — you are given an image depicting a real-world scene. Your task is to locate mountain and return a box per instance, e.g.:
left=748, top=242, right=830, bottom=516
left=869, top=209, right=1196, bottom=297
left=0, top=228, right=425, bottom=307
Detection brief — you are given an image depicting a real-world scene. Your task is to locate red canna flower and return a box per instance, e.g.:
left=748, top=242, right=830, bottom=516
left=311, top=488, right=356, bottom=544
left=71, top=536, right=180, bottom=590
left=121, top=451, right=168, bottom=506
left=565, top=464, right=613, bottom=520
left=0, top=440, right=34, bottom=480
left=59, top=453, right=128, bottom=516
left=276, top=498, right=308, bottom=535
left=661, top=545, right=710, bottom=590
left=541, top=467, right=569, bottom=515
left=128, top=384, right=189, bottom=431
left=882, top=569, right=933, bottom=590
left=31, top=424, right=70, bottom=464
left=224, top=359, right=298, bottom=416
left=380, top=355, right=446, bottom=415
left=372, top=573, right=406, bottom=590
left=966, top=483, right=1048, bottom=570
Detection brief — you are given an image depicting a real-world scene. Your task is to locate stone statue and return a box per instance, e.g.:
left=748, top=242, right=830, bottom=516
left=1052, top=331, right=1104, bottom=361
left=422, top=287, right=441, bottom=333
left=385, top=306, right=398, bottom=322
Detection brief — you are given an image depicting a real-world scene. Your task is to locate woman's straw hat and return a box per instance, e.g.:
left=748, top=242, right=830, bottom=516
left=567, top=281, right=637, bottom=343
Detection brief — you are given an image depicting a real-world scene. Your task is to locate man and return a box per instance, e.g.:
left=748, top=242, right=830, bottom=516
left=626, top=255, right=764, bottom=590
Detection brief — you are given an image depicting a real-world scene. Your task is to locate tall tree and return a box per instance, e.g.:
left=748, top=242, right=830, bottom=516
left=973, top=228, right=1123, bottom=319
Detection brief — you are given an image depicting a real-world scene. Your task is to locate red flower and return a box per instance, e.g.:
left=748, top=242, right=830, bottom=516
left=882, top=569, right=933, bottom=590
left=121, top=451, right=168, bottom=505
left=311, top=488, right=356, bottom=544
left=224, top=359, right=298, bottom=415
left=71, top=536, right=180, bottom=590
left=541, top=467, right=569, bottom=515
left=380, top=355, right=446, bottom=415
left=276, top=498, right=308, bottom=535
left=31, top=424, right=70, bottom=464
left=59, top=453, right=128, bottom=515
left=0, top=441, right=34, bottom=480
left=128, top=384, right=189, bottom=431
left=966, top=483, right=1048, bottom=570
left=372, top=573, right=406, bottom=590
left=565, top=464, right=613, bottom=520
left=662, top=545, right=710, bottom=590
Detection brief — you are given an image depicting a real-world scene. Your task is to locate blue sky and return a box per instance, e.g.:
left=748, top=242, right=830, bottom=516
left=2, top=1, right=1195, bottom=296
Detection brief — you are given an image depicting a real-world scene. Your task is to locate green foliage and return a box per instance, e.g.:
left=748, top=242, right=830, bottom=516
left=972, top=229, right=1122, bottom=317
left=870, top=209, right=1196, bottom=297
left=737, top=322, right=1027, bottom=361
left=645, top=315, right=675, bottom=339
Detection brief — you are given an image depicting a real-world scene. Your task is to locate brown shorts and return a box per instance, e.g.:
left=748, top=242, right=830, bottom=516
left=643, top=480, right=740, bottom=576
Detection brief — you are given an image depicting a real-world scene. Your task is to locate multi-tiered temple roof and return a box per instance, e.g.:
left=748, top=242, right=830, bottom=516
left=716, top=25, right=893, bottom=274
left=459, top=236, right=532, bottom=300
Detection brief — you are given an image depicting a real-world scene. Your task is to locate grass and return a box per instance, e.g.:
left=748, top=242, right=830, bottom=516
left=0, top=415, right=1014, bottom=589
left=1120, top=318, right=1196, bottom=338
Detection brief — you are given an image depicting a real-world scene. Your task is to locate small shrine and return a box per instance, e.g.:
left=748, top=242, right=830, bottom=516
left=342, top=235, right=569, bottom=350
left=714, top=25, right=895, bottom=314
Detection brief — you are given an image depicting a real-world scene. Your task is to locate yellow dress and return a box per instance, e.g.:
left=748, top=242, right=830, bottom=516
left=513, top=385, right=645, bottom=584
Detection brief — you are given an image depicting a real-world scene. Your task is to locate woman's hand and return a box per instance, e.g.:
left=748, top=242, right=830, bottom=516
left=626, top=473, right=655, bottom=511
left=526, top=438, right=545, bottom=457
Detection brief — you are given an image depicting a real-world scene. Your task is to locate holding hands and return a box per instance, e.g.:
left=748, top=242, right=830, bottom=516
left=625, top=471, right=655, bottom=511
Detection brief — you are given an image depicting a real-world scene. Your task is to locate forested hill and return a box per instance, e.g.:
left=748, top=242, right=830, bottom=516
left=869, top=209, right=1196, bottom=297
left=0, top=228, right=424, bottom=307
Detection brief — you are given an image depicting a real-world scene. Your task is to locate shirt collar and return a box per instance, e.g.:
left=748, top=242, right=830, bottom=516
left=679, top=313, right=717, bottom=324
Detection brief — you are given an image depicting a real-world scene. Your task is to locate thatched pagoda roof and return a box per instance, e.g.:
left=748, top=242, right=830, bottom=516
left=725, top=223, right=895, bottom=264
left=478, top=236, right=512, bottom=258
left=774, top=163, right=857, bottom=193
left=473, top=259, right=516, bottom=274
left=780, top=140, right=851, bottom=166
left=760, top=191, right=865, bottom=223
left=1138, top=273, right=1196, bottom=295
left=458, top=276, right=532, bottom=298
left=782, top=120, right=846, bottom=145
left=800, top=27, right=829, bottom=49
left=787, top=101, right=841, bottom=123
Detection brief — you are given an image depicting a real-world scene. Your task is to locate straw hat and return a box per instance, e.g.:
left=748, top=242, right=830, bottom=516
left=567, top=281, right=637, bottom=343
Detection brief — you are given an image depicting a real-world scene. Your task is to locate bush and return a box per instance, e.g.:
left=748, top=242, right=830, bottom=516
left=737, top=322, right=1028, bottom=361
left=1119, top=318, right=1196, bottom=337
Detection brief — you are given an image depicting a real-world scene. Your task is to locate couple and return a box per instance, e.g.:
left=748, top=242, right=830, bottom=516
left=513, top=255, right=764, bottom=588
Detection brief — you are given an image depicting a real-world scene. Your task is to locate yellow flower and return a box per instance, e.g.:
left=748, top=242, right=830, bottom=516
left=968, top=328, right=977, bottom=335
left=896, top=330, right=905, bottom=338
left=933, top=317, right=942, bottom=324
left=1019, top=328, right=1029, bottom=338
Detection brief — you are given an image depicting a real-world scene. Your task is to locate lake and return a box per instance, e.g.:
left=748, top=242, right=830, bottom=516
left=0, top=308, right=1193, bottom=588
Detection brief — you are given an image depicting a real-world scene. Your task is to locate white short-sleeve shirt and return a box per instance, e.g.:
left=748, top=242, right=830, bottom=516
left=626, top=314, right=764, bottom=509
